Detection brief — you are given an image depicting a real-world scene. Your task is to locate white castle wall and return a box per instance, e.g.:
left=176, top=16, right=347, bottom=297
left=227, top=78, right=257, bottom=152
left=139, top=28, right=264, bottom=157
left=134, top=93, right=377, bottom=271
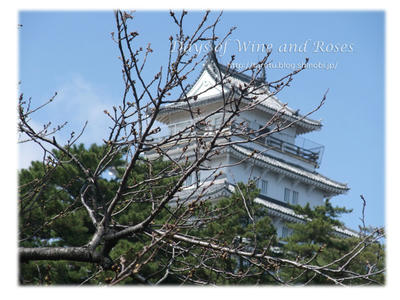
left=223, top=155, right=324, bottom=208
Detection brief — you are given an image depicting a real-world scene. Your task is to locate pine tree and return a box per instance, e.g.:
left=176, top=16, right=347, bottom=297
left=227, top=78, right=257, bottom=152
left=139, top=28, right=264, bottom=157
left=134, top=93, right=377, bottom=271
left=281, top=201, right=385, bottom=284
left=19, top=144, right=384, bottom=285
left=19, top=143, right=176, bottom=284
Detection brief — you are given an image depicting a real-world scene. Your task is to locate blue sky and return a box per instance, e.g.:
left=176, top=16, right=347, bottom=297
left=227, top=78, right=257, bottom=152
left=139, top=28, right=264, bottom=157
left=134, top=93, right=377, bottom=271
left=18, top=11, right=385, bottom=231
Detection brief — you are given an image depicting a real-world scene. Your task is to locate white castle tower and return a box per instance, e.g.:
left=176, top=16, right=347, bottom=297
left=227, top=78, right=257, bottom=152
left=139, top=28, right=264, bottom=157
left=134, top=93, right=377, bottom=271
left=151, top=54, right=353, bottom=238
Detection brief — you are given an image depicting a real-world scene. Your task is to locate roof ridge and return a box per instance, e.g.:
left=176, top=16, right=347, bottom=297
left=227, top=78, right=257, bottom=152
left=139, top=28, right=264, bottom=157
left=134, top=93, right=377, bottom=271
left=205, top=53, right=266, bottom=86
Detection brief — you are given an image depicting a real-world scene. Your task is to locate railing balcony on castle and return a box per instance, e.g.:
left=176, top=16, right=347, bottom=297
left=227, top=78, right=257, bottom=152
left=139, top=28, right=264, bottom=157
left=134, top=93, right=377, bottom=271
left=150, top=120, right=324, bottom=166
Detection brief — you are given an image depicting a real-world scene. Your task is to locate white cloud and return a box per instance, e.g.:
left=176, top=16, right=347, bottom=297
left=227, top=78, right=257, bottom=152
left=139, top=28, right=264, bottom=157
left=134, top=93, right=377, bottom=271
left=50, top=74, right=115, bottom=145
left=18, top=74, right=116, bottom=169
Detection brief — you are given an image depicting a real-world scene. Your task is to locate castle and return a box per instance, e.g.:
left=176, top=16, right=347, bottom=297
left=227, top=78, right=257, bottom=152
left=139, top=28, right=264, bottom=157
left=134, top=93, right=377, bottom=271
left=150, top=54, right=354, bottom=238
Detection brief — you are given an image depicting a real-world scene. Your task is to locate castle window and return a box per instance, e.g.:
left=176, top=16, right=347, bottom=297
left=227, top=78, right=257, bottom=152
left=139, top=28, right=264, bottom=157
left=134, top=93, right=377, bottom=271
left=257, top=125, right=270, bottom=143
left=284, top=188, right=291, bottom=203
left=261, top=180, right=268, bottom=195
left=284, top=188, right=299, bottom=204
left=292, top=190, right=299, bottom=205
left=282, top=226, right=289, bottom=238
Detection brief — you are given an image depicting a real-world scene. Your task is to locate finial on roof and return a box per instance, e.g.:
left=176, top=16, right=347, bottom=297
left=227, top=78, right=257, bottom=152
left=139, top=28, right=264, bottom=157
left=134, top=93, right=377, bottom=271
left=261, top=63, right=266, bottom=83
left=207, top=38, right=219, bottom=65
left=206, top=51, right=217, bottom=64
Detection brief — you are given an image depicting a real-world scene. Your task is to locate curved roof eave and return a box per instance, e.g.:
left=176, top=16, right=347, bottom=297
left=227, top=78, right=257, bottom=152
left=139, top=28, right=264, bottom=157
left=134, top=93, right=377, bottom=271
left=157, top=94, right=322, bottom=133
left=228, top=145, right=349, bottom=195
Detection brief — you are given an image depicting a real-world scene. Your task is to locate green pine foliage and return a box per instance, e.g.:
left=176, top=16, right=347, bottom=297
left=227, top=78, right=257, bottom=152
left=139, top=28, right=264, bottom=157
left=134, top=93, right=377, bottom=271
left=281, top=201, right=385, bottom=284
left=181, top=182, right=278, bottom=284
left=19, top=143, right=176, bottom=285
left=19, top=143, right=384, bottom=285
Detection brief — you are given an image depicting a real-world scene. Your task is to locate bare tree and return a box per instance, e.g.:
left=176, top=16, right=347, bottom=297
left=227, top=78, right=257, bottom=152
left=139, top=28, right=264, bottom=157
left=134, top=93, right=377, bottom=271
left=18, top=10, right=384, bottom=285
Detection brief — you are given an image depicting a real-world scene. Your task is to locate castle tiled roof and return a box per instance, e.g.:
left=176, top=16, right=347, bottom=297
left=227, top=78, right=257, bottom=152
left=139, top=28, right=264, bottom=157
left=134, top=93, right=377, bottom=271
left=177, top=180, right=357, bottom=238
left=253, top=196, right=358, bottom=238
left=229, top=144, right=349, bottom=195
left=157, top=54, right=322, bottom=134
